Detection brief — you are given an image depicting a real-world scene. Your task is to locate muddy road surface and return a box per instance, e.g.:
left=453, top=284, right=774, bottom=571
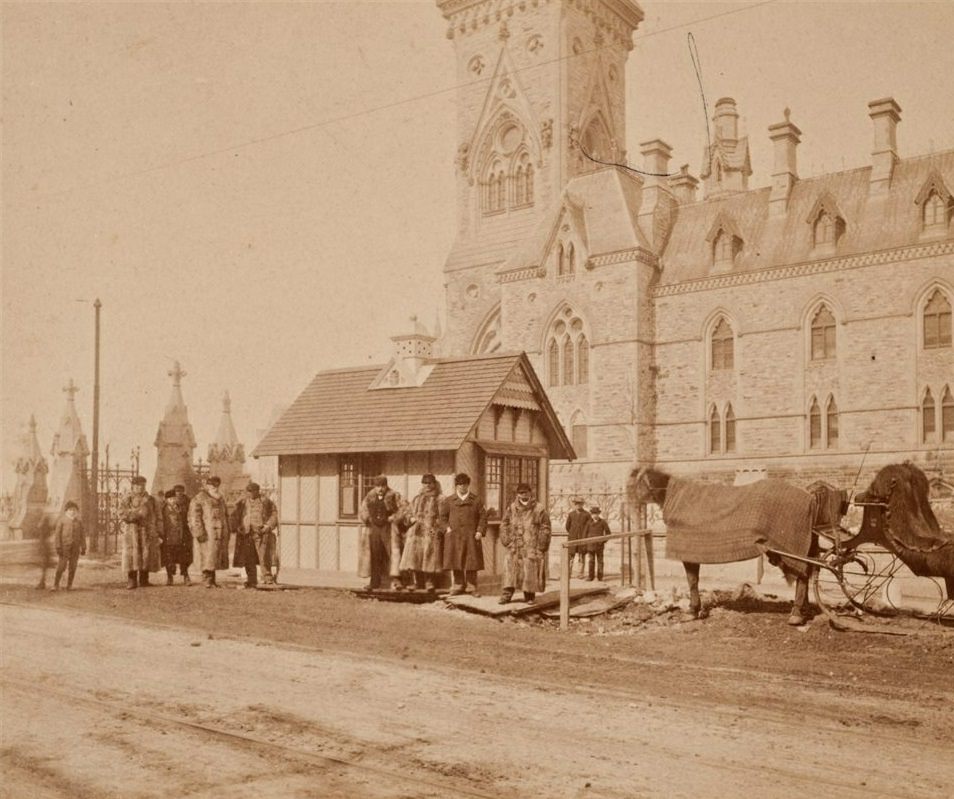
left=1, top=573, right=953, bottom=798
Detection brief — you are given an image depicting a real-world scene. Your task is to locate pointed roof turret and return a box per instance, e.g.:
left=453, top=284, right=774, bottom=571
left=153, top=361, right=198, bottom=494
left=51, top=378, right=89, bottom=458
left=21, top=415, right=45, bottom=467
left=164, top=360, right=189, bottom=419
left=213, top=391, right=241, bottom=452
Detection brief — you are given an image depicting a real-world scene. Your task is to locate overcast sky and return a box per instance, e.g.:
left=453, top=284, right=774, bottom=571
left=3, top=0, right=954, bottom=488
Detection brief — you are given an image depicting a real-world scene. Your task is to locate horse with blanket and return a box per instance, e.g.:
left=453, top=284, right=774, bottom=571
left=628, top=467, right=847, bottom=625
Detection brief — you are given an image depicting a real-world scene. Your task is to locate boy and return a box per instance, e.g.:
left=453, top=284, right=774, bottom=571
left=584, top=505, right=610, bottom=582
left=52, top=501, right=85, bottom=590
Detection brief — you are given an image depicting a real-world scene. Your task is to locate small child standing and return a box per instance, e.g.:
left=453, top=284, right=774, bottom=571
left=52, top=501, right=86, bottom=591
left=584, top=505, right=610, bottom=582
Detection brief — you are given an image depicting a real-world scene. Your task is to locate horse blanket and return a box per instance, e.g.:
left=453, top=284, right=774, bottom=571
left=662, top=478, right=817, bottom=577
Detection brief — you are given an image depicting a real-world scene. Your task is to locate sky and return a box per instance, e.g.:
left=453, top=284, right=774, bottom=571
left=3, top=0, right=954, bottom=489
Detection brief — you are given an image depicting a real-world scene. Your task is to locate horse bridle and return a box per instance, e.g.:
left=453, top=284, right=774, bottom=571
left=634, top=467, right=665, bottom=504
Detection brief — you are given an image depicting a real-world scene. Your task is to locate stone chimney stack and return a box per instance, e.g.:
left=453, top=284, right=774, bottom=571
left=640, top=139, right=672, bottom=182
left=669, top=164, right=699, bottom=205
left=768, top=108, right=801, bottom=214
left=713, top=97, right=739, bottom=141
left=637, top=139, right=676, bottom=251
left=868, top=97, right=901, bottom=192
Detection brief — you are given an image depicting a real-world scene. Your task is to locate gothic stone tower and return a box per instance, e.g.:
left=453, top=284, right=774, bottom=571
left=207, top=390, right=249, bottom=505
left=437, top=0, right=644, bottom=356
left=9, top=416, right=50, bottom=540
left=47, top=378, right=90, bottom=518
left=153, top=361, right=199, bottom=495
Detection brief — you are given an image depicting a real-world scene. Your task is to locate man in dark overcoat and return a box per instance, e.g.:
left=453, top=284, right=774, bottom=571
left=159, top=488, right=193, bottom=585
left=565, top=496, right=589, bottom=579
left=440, top=473, right=486, bottom=595
left=231, top=482, right=278, bottom=588
left=584, top=505, right=611, bottom=581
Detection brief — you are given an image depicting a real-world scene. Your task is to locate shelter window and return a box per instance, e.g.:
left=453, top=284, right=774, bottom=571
left=943, top=386, right=954, bottom=442
left=708, top=406, right=721, bottom=454
left=496, top=455, right=539, bottom=509
left=710, top=318, right=734, bottom=371
left=923, top=290, right=952, bottom=349
left=338, top=453, right=381, bottom=519
left=484, top=455, right=502, bottom=519
left=809, top=398, right=822, bottom=449
left=810, top=305, right=836, bottom=360
left=922, top=389, right=936, bottom=443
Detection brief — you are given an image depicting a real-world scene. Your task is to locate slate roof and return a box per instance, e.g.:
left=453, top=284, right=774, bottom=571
left=252, top=352, right=574, bottom=459
left=660, top=149, right=954, bottom=285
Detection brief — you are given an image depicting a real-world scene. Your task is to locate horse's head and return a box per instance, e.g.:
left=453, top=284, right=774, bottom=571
left=856, top=462, right=946, bottom=549
left=627, top=465, right=670, bottom=508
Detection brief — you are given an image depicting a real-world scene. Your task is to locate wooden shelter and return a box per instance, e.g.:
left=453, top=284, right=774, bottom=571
left=253, top=349, right=574, bottom=579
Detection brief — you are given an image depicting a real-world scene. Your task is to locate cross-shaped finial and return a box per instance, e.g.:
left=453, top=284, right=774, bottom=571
left=63, top=378, right=79, bottom=401
left=168, top=360, right=186, bottom=387
left=222, top=390, right=231, bottom=413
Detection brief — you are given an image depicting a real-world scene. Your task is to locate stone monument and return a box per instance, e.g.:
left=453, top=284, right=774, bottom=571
left=152, top=361, right=199, bottom=495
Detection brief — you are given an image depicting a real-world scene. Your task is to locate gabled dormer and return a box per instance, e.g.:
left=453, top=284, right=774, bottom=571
left=370, top=317, right=437, bottom=389
left=705, top=212, right=743, bottom=272
left=546, top=200, right=589, bottom=279
left=806, top=193, right=846, bottom=254
left=914, top=171, right=953, bottom=238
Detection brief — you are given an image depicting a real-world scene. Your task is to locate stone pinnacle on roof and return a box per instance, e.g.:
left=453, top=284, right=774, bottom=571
left=213, top=390, right=241, bottom=452
left=51, top=378, right=89, bottom=458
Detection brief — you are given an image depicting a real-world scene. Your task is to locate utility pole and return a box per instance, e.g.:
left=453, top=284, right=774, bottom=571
left=90, top=298, right=101, bottom=551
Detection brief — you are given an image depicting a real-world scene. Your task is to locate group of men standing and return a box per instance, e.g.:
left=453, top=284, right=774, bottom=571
left=119, top=475, right=278, bottom=590
left=358, top=473, right=555, bottom=605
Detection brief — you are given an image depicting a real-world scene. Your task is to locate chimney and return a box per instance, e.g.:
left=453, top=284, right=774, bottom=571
left=387, top=315, right=436, bottom=386
left=669, top=164, right=699, bottom=204
left=868, top=97, right=900, bottom=192
left=639, top=138, right=673, bottom=183
left=713, top=98, right=739, bottom=142
left=768, top=108, right=801, bottom=214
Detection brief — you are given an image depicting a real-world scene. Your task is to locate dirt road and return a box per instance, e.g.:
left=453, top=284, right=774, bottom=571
left=2, top=574, right=953, bottom=798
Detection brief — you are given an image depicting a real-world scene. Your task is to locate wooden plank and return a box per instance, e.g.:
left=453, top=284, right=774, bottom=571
left=351, top=588, right=446, bottom=604
left=444, top=586, right=607, bottom=618
left=543, top=587, right=639, bottom=619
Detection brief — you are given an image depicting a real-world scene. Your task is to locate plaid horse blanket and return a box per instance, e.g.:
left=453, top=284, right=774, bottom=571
left=662, top=478, right=817, bottom=577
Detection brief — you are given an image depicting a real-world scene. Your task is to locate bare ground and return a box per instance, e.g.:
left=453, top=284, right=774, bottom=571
left=1, top=561, right=953, bottom=798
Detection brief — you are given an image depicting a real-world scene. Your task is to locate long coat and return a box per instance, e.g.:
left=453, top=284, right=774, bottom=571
left=357, top=488, right=403, bottom=579
left=160, top=497, right=193, bottom=568
left=565, top=508, right=590, bottom=555
left=440, top=492, right=486, bottom=571
left=398, top=486, right=443, bottom=573
left=120, top=491, right=161, bottom=573
left=500, top=499, right=551, bottom=592
left=53, top=515, right=85, bottom=557
left=188, top=489, right=231, bottom=571
left=584, top=517, right=611, bottom=554
left=231, top=495, right=278, bottom=569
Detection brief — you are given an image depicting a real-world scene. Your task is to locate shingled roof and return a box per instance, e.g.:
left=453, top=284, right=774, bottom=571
left=252, top=352, right=574, bottom=459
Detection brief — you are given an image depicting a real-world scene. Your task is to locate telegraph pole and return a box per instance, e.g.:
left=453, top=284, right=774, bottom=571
left=90, top=298, right=102, bottom=551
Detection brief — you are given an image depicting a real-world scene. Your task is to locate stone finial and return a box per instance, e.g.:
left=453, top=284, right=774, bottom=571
left=168, top=360, right=186, bottom=387
left=64, top=378, right=79, bottom=402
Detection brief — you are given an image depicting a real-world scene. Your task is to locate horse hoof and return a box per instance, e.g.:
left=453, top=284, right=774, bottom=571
left=788, top=613, right=807, bottom=626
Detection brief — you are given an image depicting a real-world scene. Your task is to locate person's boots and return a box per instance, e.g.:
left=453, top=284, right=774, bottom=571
left=166, top=567, right=175, bottom=586
left=523, top=591, right=536, bottom=603
left=203, top=571, right=213, bottom=589
left=139, top=570, right=150, bottom=587
left=497, top=589, right=514, bottom=605
left=586, top=557, right=595, bottom=581
left=127, top=571, right=138, bottom=590
left=182, top=571, right=192, bottom=586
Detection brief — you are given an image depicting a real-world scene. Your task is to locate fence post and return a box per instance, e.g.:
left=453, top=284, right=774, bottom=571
left=560, top=543, right=570, bottom=631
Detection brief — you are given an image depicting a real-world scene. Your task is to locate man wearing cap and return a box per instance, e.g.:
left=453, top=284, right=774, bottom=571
left=499, top=482, right=551, bottom=604
left=584, top=505, right=611, bottom=582
left=188, top=475, right=231, bottom=588
left=565, top=496, right=590, bottom=580
left=359, top=476, right=402, bottom=592
left=398, top=474, right=444, bottom=591
left=120, top=475, right=161, bottom=589
left=440, top=473, right=486, bottom=595
left=159, top=488, right=193, bottom=585
left=231, top=482, right=278, bottom=588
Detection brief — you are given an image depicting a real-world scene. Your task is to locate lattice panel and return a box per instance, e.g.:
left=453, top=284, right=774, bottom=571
left=280, top=524, right=299, bottom=569
left=299, top=476, right=317, bottom=523
left=299, top=526, right=318, bottom=570
left=318, top=526, right=338, bottom=571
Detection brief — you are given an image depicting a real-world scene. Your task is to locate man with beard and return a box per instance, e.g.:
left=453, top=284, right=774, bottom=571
left=160, top=488, right=193, bottom=585
left=440, top=473, right=486, bottom=596
left=499, top=482, right=551, bottom=604
left=231, top=482, right=278, bottom=588
left=398, top=474, right=444, bottom=591
left=359, top=476, right=402, bottom=592
left=120, top=476, right=161, bottom=589
left=188, top=475, right=231, bottom=588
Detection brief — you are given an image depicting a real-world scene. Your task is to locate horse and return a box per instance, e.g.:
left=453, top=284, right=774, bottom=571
left=853, top=462, right=954, bottom=600
left=628, top=467, right=826, bottom=625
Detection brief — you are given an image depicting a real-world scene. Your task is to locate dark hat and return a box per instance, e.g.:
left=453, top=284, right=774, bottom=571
left=173, top=484, right=185, bottom=492
left=454, top=473, right=471, bottom=486
left=571, top=496, right=585, bottom=505
left=164, top=489, right=177, bottom=498
left=246, top=482, right=260, bottom=492
left=374, top=475, right=388, bottom=488
left=421, top=473, right=436, bottom=484
left=131, top=476, right=147, bottom=486
left=515, top=482, right=532, bottom=494
left=206, top=475, right=222, bottom=486
left=590, top=505, right=602, bottom=514
left=64, top=500, right=79, bottom=511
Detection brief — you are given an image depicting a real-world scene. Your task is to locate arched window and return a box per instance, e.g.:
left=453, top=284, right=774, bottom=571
left=709, top=405, right=721, bottom=454
left=557, top=243, right=566, bottom=276
left=511, top=152, right=533, bottom=208
left=524, top=163, right=534, bottom=205
left=922, top=389, right=936, bottom=443
left=577, top=335, right=589, bottom=385
left=814, top=212, right=835, bottom=246
left=710, top=318, right=734, bottom=371
left=513, top=165, right=525, bottom=206
left=483, top=159, right=507, bottom=215
left=713, top=230, right=735, bottom=265
left=924, top=191, right=947, bottom=228
left=943, top=386, right=954, bottom=441
left=826, top=396, right=839, bottom=449
left=562, top=333, right=575, bottom=386
left=809, top=398, right=822, bottom=449
left=495, top=169, right=507, bottom=210
left=924, top=289, right=952, bottom=349
left=548, top=338, right=560, bottom=387
left=566, top=242, right=576, bottom=275
left=811, top=305, right=836, bottom=360
left=545, top=310, right=588, bottom=388
left=725, top=404, right=736, bottom=453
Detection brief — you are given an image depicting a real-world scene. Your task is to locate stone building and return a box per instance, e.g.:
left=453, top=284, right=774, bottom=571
left=434, top=0, right=954, bottom=493
left=152, top=361, right=199, bottom=495
left=6, top=417, right=49, bottom=540
left=46, top=378, right=89, bottom=518
left=207, top=390, right=250, bottom=504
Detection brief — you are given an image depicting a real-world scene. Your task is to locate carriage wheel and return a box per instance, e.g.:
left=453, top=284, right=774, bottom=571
left=813, top=550, right=899, bottom=616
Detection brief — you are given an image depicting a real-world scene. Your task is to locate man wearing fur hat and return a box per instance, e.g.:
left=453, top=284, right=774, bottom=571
left=440, top=473, right=486, bottom=595
left=499, top=482, right=551, bottom=604
left=160, top=488, right=193, bottom=585
left=189, top=475, right=231, bottom=588
left=231, top=482, right=278, bottom=588
left=359, top=476, right=402, bottom=592
left=120, top=475, right=161, bottom=589
left=399, top=474, right=444, bottom=591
